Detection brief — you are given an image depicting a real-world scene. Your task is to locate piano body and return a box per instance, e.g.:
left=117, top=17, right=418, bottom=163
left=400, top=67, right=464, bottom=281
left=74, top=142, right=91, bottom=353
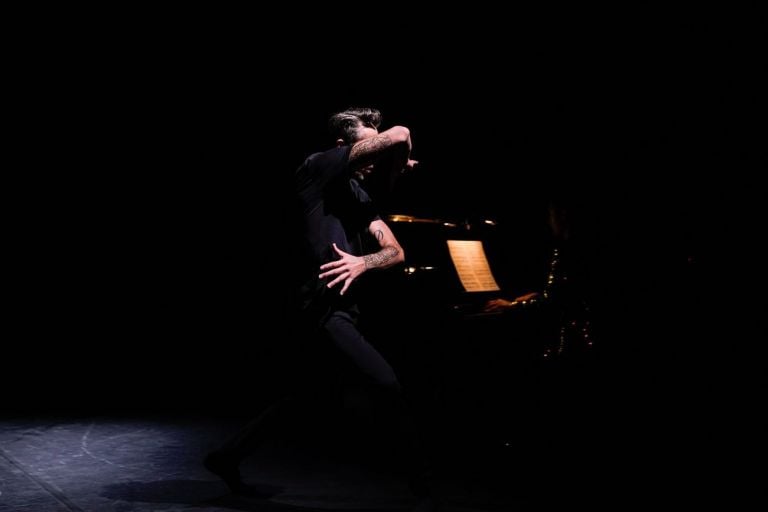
left=357, top=214, right=595, bottom=451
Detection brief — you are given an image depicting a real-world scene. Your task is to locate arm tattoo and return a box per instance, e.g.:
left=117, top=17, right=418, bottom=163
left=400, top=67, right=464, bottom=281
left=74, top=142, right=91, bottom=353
left=349, top=134, right=391, bottom=162
left=363, top=246, right=399, bottom=270
left=374, top=229, right=384, bottom=242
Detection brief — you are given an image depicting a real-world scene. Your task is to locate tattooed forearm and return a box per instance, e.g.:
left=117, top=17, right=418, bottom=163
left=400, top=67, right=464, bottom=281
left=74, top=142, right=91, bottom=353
left=363, top=246, right=399, bottom=270
left=349, top=134, right=391, bottom=162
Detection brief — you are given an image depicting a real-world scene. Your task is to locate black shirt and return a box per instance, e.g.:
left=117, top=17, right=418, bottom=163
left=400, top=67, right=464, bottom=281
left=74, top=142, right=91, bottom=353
left=293, top=145, right=380, bottom=317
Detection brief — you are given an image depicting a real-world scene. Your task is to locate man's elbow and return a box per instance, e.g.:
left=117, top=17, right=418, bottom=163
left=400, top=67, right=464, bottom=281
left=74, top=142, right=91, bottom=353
left=395, top=246, right=405, bottom=264
left=388, top=126, right=410, bottom=145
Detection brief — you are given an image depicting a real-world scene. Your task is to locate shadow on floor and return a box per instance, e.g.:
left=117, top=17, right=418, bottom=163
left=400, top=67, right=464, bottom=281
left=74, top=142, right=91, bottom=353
left=101, top=479, right=408, bottom=511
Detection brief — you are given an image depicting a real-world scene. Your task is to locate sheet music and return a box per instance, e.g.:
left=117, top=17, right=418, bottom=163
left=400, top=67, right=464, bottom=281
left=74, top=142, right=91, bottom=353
left=446, top=240, right=500, bottom=292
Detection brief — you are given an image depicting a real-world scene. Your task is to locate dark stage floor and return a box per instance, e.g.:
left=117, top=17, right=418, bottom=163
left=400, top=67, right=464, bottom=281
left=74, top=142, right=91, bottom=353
left=1, top=415, right=554, bottom=511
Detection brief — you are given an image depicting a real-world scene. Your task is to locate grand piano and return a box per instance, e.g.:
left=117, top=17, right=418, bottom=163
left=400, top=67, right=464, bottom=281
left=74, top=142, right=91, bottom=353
left=364, top=213, right=592, bottom=353
left=357, top=213, right=595, bottom=453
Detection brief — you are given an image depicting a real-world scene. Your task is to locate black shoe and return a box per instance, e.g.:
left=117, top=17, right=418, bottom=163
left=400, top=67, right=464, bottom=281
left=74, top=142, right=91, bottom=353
left=204, top=452, right=248, bottom=494
left=204, top=452, right=279, bottom=498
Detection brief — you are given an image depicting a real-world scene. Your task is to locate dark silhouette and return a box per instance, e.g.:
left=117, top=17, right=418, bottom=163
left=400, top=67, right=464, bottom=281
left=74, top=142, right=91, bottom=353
left=484, top=198, right=594, bottom=357
left=204, top=108, right=436, bottom=511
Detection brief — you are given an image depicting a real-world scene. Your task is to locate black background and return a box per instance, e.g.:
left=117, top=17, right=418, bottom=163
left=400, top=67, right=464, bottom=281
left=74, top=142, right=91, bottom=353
left=7, top=11, right=761, bottom=415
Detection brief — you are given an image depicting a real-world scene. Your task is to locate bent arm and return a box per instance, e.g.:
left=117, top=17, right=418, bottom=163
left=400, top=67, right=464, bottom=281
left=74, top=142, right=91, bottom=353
left=364, top=219, right=405, bottom=270
left=348, top=126, right=412, bottom=174
left=317, top=219, right=404, bottom=295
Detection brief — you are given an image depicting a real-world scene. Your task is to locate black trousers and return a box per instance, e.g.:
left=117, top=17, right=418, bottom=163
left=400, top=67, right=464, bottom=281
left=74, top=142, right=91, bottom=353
left=214, top=308, right=428, bottom=485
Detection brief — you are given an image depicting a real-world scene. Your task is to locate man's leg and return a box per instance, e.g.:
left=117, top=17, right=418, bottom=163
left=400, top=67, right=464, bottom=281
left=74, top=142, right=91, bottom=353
left=203, top=341, right=309, bottom=495
left=322, top=310, right=435, bottom=505
left=204, top=402, right=284, bottom=494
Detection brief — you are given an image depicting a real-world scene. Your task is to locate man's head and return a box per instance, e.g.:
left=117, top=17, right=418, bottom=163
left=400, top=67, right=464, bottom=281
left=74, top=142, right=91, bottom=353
left=328, top=107, right=382, bottom=145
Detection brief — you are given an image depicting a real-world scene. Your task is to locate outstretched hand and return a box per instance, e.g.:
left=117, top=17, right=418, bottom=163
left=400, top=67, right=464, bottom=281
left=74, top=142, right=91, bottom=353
left=318, top=243, right=366, bottom=296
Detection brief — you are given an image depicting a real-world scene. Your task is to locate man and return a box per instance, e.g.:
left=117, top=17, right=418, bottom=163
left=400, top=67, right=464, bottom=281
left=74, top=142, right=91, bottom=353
left=205, top=108, right=435, bottom=510
left=295, top=107, right=414, bottom=327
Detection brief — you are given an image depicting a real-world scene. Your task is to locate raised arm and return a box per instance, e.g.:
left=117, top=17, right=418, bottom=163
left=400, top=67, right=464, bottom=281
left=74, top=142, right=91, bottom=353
left=318, top=219, right=405, bottom=296
left=348, top=126, right=413, bottom=175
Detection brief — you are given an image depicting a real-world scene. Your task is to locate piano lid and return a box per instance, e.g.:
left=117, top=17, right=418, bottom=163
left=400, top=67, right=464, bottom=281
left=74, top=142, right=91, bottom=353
left=387, top=214, right=498, bottom=230
left=387, top=214, right=457, bottom=227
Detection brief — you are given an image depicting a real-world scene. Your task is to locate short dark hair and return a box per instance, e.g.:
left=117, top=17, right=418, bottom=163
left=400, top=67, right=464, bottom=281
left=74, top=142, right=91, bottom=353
left=328, top=107, right=382, bottom=144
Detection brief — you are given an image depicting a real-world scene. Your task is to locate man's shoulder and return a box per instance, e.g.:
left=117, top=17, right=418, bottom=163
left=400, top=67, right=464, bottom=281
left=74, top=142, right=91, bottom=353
left=296, top=146, right=353, bottom=185
left=306, top=145, right=352, bottom=166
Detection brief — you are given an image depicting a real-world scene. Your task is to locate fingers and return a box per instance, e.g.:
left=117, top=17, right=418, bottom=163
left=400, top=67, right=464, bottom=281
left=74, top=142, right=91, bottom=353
left=319, top=243, right=349, bottom=267
left=401, top=159, right=419, bottom=174
left=319, top=263, right=348, bottom=278
left=339, top=277, right=352, bottom=296
left=319, top=259, right=344, bottom=271
left=319, top=267, right=341, bottom=279
left=319, top=264, right=350, bottom=279
left=326, top=271, right=349, bottom=290
left=320, top=244, right=355, bottom=292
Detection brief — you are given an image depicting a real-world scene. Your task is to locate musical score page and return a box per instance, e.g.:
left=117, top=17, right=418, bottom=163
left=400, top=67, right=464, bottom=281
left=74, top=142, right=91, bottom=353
left=446, top=240, right=500, bottom=292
